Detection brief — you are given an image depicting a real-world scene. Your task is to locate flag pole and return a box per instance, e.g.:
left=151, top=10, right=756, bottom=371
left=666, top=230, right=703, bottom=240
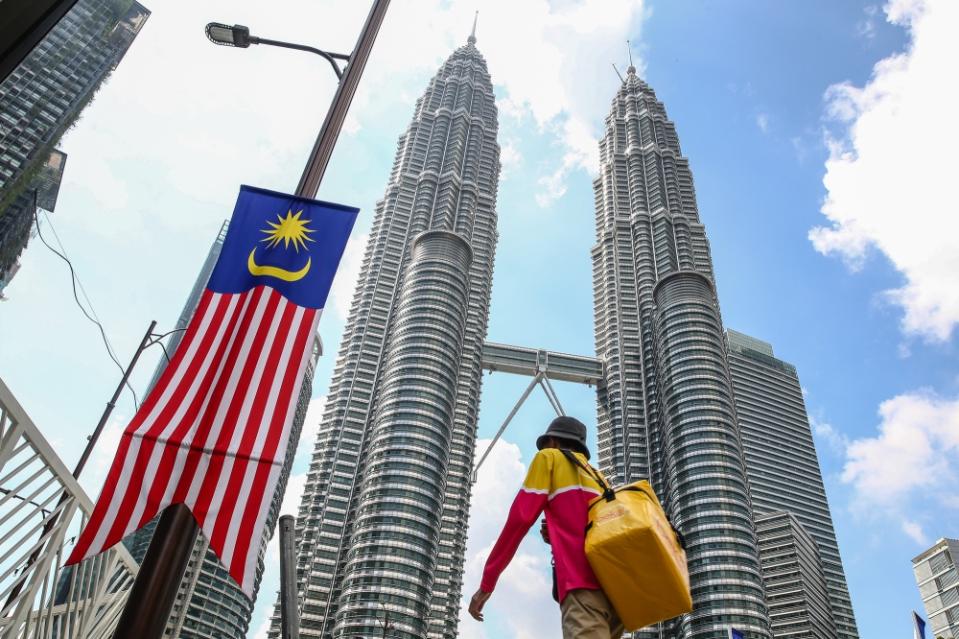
left=112, top=3, right=389, bottom=637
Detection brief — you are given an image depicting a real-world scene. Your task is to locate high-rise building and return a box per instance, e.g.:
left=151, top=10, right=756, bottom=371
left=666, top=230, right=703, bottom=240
left=591, top=65, right=771, bottom=638
left=754, top=511, right=835, bottom=638
left=0, top=149, right=66, bottom=297
left=913, top=538, right=959, bottom=639
left=727, top=329, right=858, bottom=638
left=273, top=28, right=500, bottom=639
left=0, top=0, right=148, bottom=278
left=126, top=223, right=320, bottom=639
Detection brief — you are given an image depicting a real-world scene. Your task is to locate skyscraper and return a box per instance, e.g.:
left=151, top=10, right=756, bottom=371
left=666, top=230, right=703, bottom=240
left=274, top=29, right=500, bottom=639
left=0, top=149, right=66, bottom=297
left=127, top=223, right=320, bottom=639
left=727, top=329, right=858, bottom=638
left=0, top=0, right=148, bottom=279
left=591, top=66, right=771, bottom=638
left=913, top=537, right=959, bottom=639
left=754, top=511, right=836, bottom=638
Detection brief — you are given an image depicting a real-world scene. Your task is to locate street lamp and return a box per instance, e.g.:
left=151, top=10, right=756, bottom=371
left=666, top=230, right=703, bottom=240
left=201, top=2, right=393, bottom=202
left=204, top=22, right=350, bottom=79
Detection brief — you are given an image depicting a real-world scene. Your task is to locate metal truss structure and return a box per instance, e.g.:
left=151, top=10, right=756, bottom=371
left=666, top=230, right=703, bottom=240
left=0, top=377, right=138, bottom=639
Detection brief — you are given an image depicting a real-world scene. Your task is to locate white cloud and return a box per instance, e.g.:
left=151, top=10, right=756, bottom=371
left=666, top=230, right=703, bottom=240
left=810, top=415, right=849, bottom=456
left=755, top=112, right=769, bottom=133
left=460, top=438, right=561, bottom=638
left=839, top=390, right=959, bottom=543
left=809, top=0, right=959, bottom=342
left=329, top=233, right=367, bottom=321
left=299, top=394, right=326, bottom=451
left=499, top=140, right=522, bottom=181
left=902, top=519, right=928, bottom=545
left=856, top=5, right=881, bottom=39
left=357, top=0, right=646, bottom=208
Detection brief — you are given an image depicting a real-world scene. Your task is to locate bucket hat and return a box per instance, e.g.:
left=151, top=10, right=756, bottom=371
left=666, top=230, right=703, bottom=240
left=536, top=416, right=590, bottom=460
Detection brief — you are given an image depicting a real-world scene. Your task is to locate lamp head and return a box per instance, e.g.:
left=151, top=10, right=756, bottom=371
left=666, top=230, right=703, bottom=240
left=205, top=23, right=252, bottom=48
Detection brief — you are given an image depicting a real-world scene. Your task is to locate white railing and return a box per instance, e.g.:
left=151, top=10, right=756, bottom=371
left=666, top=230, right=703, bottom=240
left=0, top=377, right=138, bottom=639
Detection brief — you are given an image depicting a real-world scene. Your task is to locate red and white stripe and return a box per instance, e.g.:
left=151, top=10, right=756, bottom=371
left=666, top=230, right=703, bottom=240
left=67, top=285, right=318, bottom=594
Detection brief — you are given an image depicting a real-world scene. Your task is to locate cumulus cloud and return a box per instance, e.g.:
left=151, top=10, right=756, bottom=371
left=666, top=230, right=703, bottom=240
left=810, top=415, right=849, bottom=455
left=499, top=140, right=522, bottom=181
left=839, top=390, right=959, bottom=543
left=460, top=438, right=561, bottom=638
left=809, top=0, right=959, bottom=342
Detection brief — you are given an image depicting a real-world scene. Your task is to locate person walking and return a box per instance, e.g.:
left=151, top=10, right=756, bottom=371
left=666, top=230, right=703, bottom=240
left=467, top=416, right=623, bottom=638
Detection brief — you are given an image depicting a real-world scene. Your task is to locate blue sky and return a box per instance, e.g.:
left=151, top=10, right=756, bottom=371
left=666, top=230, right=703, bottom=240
left=1, top=1, right=956, bottom=638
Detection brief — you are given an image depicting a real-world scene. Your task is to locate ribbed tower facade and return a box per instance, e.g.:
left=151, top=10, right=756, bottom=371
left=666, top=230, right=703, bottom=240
left=591, top=66, right=770, bottom=638
left=274, top=32, right=499, bottom=639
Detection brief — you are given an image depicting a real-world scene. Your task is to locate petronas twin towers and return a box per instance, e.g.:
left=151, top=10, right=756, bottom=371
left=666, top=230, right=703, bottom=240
left=272, top=30, right=858, bottom=639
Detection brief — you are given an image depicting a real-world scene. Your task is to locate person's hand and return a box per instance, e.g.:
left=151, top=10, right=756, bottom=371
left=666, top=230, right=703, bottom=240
left=540, top=518, right=550, bottom=545
left=468, top=588, right=492, bottom=621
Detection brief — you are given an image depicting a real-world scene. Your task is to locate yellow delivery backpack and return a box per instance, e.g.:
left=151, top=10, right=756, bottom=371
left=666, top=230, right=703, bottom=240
left=561, top=450, right=692, bottom=631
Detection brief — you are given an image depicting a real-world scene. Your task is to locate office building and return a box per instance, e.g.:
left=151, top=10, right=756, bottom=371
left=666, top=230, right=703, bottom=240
left=272, top=27, right=500, bottom=639
left=727, top=329, right=859, bottom=638
left=913, top=538, right=959, bottom=639
left=0, top=149, right=66, bottom=297
left=0, top=0, right=148, bottom=279
left=754, top=511, right=835, bottom=638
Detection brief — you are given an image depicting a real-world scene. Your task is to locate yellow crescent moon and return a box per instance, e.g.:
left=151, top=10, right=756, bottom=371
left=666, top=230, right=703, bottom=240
left=247, top=248, right=311, bottom=282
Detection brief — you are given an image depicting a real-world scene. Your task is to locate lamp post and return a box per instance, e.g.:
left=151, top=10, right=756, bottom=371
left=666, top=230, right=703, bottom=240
left=203, top=1, right=391, bottom=199
left=205, top=22, right=350, bottom=79
left=112, top=4, right=390, bottom=639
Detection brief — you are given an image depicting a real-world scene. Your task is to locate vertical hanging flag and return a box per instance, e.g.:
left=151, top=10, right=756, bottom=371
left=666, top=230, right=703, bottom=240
left=67, top=185, right=357, bottom=594
left=913, top=611, right=927, bottom=639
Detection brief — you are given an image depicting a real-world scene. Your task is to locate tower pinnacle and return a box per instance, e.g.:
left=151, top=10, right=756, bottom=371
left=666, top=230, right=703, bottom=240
left=626, top=40, right=636, bottom=75
left=468, top=10, right=478, bottom=44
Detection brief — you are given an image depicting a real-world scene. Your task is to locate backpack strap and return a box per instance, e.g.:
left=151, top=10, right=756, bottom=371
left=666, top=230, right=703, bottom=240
left=559, top=449, right=615, bottom=502
left=561, top=452, right=687, bottom=550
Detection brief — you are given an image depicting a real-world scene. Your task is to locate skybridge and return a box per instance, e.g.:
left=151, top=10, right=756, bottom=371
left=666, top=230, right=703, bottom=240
left=474, top=341, right=604, bottom=480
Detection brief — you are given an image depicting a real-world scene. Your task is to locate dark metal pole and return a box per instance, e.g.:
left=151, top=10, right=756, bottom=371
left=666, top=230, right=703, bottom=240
left=112, top=503, right=199, bottom=638
left=295, top=0, right=391, bottom=198
left=114, top=4, right=390, bottom=638
left=73, top=319, right=156, bottom=478
left=279, top=515, right=299, bottom=639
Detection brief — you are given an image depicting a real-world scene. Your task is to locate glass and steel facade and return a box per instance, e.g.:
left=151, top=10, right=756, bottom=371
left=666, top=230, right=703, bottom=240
left=913, top=538, right=959, bottom=638
left=726, top=329, right=858, bottom=639
left=271, top=33, right=500, bottom=639
left=754, top=511, right=836, bottom=638
left=591, top=66, right=770, bottom=638
left=0, top=0, right=148, bottom=285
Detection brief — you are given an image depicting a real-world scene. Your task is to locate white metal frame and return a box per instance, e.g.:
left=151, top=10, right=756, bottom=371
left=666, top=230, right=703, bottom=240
left=0, top=377, right=138, bottom=639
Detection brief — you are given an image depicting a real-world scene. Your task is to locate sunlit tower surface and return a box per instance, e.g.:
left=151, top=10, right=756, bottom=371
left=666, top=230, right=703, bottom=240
left=591, top=65, right=772, bottom=638
left=273, top=28, right=500, bottom=639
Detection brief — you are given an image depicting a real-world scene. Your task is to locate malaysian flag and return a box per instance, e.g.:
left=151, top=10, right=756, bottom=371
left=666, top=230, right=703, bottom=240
left=67, top=185, right=357, bottom=594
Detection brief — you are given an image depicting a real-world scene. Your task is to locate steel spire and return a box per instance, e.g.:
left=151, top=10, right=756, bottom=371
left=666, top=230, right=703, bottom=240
left=468, top=10, right=478, bottom=44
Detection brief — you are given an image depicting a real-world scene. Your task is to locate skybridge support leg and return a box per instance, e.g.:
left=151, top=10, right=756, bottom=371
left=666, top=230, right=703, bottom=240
left=472, top=373, right=542, bottom=483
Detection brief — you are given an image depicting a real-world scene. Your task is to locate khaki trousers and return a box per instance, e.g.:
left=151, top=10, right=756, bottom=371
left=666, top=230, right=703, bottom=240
left=560, top=588, right=624, bottom=639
